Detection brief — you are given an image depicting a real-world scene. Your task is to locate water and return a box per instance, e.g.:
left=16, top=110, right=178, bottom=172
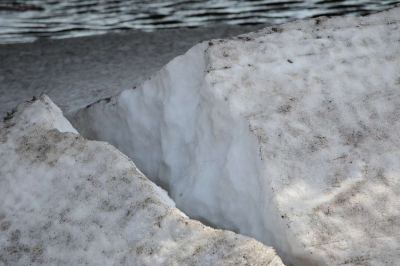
left=0, top=0, right=399, bottom=44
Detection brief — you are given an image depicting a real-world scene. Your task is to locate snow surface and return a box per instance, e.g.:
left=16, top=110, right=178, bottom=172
left=0, top=94, right=283, bottom=265
left=71, top=5, right=400, bottom=266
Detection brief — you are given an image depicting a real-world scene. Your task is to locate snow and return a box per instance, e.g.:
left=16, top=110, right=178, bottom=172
left=0, top=94, right=283, bottom=265
left=71, top=5, right=400, bottom=266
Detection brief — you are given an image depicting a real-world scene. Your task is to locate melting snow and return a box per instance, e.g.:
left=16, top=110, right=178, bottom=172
left=71, top=6, right=400, bottom=265
left=0, top=94, right=283, bottom=265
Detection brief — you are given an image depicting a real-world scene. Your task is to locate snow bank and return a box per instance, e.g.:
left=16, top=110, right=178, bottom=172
left=71, top=6, right=400, bottom=266
left=0, top=94, right=283, bottom=266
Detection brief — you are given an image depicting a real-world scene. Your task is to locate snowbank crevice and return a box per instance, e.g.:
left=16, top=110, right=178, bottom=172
left=70, top=42, right=315, bottom=265
left=70, top=6, right=400, bottom=266
left=0, top=94, right=284, bottom=265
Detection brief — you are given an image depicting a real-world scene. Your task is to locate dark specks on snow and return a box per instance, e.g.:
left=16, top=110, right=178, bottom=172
left=0, top=95, right=283, bottom=266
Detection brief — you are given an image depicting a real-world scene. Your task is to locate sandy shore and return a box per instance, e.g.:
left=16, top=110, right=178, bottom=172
left=0, top=25, right=263, bottom=116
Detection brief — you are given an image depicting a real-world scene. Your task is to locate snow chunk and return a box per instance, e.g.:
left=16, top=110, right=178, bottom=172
left=150, top=182, right=176, bottom=208
left=71, top=6, right=400, bottom=266
left=0, top=94, right=283, bottom=266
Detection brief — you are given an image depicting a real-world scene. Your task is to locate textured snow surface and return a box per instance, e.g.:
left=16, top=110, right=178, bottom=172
left=71, top=6, right=400, bottom=266
left=0, top=95, right=283, bottom=266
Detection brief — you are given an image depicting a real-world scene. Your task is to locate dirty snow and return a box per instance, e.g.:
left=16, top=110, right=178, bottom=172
left=0, top=94, right=283, bottom=266
left=71, top=5, right=400, bottom=265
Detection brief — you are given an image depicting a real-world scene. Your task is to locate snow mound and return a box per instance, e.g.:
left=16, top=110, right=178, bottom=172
left=0, top=94, right=283, bottom=266
left=71, top=6, right=400, bottom=266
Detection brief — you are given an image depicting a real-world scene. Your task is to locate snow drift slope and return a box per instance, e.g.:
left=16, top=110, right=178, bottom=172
left=0, top=94, right=283, bottom=266
left=71, top=6, right=400, bottom=266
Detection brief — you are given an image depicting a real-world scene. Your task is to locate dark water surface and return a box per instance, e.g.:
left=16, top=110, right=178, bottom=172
left=0, top=0, right=399, bottom=44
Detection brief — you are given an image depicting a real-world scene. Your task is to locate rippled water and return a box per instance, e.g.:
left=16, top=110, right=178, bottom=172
left=0, top=0, right=399, bottom=44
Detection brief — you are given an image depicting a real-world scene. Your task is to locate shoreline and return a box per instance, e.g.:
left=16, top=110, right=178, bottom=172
left=0, top=25, right=263, bottom=116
